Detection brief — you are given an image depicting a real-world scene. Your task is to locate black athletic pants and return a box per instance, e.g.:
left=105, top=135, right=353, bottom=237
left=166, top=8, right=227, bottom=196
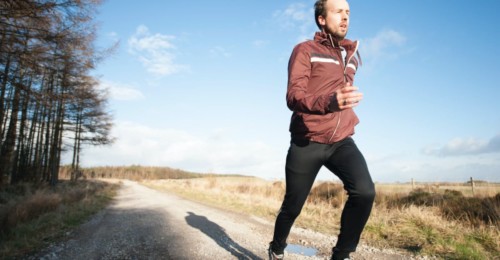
left=271, top=137, right=375, bottom=254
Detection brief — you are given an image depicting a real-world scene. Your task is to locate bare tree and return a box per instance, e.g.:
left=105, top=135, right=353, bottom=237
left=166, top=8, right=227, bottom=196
left=0, top=0, right=113, bottom=187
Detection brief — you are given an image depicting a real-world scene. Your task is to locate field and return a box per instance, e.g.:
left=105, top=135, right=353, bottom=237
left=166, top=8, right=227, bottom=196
left=142, top=176, right=500, bottom=260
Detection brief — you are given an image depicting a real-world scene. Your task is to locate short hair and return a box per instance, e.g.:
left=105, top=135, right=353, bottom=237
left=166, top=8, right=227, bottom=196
left=314, top=0, right=328, bottom=29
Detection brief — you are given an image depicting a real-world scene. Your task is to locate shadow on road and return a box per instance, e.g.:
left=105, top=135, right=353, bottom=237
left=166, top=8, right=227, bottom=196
left=185, top=211, right=261, bottom=260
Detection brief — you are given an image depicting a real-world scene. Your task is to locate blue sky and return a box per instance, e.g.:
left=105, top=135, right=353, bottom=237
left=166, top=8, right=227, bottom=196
left=71, top=0, right=500, bottom=183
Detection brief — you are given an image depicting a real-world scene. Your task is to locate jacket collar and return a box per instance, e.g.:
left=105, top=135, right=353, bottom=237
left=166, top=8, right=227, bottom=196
left=314, top=31, right=357, bottom=52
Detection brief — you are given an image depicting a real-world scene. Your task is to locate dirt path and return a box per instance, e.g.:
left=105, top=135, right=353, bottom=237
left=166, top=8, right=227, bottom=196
left=31, top=180, right=430, bottom=260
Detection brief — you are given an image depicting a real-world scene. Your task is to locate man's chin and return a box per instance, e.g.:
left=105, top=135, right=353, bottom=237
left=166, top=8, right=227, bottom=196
left=335, top=32, right=347, bottom=40
left=326, top=30, right=347, bottom=40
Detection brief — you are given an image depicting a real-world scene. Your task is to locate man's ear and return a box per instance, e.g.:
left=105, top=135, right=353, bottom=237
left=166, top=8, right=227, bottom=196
left=318, top=15, right=326, bottom=27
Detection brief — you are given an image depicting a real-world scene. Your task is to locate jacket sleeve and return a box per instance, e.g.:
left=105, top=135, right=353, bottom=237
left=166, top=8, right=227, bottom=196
left=286, top=45, right=336, bottom=114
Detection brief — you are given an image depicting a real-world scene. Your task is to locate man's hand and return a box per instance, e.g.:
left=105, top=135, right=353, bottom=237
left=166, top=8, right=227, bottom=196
left=337, top=82, right=363, bottom=110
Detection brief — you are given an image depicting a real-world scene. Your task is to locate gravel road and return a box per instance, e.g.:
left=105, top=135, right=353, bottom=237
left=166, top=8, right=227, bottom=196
left=30, top=180, right=432, bottom=260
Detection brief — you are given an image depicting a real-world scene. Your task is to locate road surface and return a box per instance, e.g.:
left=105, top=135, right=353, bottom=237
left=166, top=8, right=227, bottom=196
left=31, top=180, right=430, bottom=260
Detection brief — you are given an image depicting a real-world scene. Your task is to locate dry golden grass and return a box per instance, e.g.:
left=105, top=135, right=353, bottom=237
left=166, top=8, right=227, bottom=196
left=143, top=177, right=500, bottom=260
left=375, top=182, right=500, bottom=198
left=145, top=177, right=285, bottom=219
left=0, top=180, right=119, bottom=258
left=6, top=191, right=62, bottom=227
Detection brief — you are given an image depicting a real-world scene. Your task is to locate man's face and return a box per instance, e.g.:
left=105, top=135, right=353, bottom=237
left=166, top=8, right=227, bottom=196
left=318, top=0, right=350, bottom=39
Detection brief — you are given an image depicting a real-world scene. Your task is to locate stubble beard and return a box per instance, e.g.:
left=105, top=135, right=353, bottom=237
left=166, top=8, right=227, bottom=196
left=325, top=25, right=348, bottom=40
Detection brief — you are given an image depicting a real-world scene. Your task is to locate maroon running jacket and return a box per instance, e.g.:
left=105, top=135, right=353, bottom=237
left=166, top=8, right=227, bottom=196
left=287, top=32, right=361, bottom=144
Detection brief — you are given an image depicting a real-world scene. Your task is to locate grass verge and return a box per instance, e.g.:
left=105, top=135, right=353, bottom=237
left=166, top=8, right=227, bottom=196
left=0, top=180, right=119, bottom=258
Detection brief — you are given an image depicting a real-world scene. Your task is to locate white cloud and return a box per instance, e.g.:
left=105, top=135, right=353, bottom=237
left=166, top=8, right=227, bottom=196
left=365, top=151, right=500, bottom=183
left=107, top=31, right=118, bottom=40
left=353, top=134, right=500, bottom=182
left=423, top=134, right=500, bottom=157
left=74, top=121, right=284, bottom=179
left=209, top=46, right=231, bottom=58
left=98, top=80, right=144, bottom=101
left=64, top=121, right=500, bottom=182
left=273, top=3, right=315, bottom=42
left=360, top=29, right=407, bottom=68
left=252, top=40, right=268, bottom=48
left=279, top=3, right=310, bottom=22
left=128, top=25, right=188, bottom=76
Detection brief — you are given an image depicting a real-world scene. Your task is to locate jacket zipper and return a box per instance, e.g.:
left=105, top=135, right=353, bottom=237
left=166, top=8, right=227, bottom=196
left=344, top=40, right=359, bottom=75
left=327, top=35, right=358, bottom=143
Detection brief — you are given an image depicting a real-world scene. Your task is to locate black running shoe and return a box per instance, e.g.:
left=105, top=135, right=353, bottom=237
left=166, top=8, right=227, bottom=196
left=331, top=248, right=350, bottom=260
left=268, top=243, right=284, bottom=260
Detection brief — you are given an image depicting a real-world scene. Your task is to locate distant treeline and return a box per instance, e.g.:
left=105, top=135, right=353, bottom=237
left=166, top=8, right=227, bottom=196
left=62, top=165, right=247, bottom=181
left=0, top=0, right=114, bottom=187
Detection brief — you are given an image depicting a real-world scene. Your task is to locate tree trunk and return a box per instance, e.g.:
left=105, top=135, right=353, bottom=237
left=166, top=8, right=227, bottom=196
left=0, top=81, right=21, bottom=185
left=11, top=76, right=32, bottom=184
left=49, top=72, right=65, bottom=186
left=0, top=54, right=12, bottom=139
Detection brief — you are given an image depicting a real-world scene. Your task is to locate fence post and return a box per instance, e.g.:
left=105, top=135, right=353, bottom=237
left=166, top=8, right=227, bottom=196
left=470, top=177, right=475, bottom=197
left=411, top=178, right=415, bottom=190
